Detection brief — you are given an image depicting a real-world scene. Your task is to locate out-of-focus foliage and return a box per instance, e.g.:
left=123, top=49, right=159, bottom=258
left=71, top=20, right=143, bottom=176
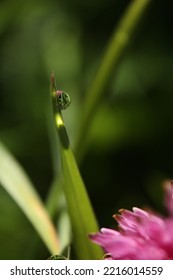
left=0, top=141, right=60, bottom=256
left=1, top=0, right=173, bottom=259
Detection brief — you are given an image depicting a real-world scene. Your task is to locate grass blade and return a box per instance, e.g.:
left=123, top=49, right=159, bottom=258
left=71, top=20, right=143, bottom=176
left=0, top=141, right=60, bottom=255
left=74, top=0, right=151, bottom=161
left=50, top=73, right=103, bottom=259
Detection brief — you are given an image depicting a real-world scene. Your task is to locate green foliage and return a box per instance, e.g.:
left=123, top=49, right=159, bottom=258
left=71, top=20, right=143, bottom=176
left=0, top=142, right=60, bottom=255
left=48, top=254, right=67, bottom=260
left=0, top=0, right=173, bottom=259
left=50, top=73, right=103, bottom=259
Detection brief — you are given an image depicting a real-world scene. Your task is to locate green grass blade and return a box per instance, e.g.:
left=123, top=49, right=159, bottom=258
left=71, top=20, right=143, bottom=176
left=0, top=141, right=60, bottom=255
left=74, top=0, right=151, bottom=162
left=50, top=73, right=103, bottom=259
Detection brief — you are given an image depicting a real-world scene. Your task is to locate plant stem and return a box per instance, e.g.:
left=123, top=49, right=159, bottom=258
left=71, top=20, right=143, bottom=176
left=74, top=0, right=150, bottom=162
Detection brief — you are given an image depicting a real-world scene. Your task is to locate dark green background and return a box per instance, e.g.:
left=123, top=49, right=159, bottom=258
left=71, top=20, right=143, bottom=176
left=0, top=0, right=173, bottom=259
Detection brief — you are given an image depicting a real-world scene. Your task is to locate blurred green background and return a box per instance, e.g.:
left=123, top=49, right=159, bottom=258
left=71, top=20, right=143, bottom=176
left=1, top=0, right=173, bottom=259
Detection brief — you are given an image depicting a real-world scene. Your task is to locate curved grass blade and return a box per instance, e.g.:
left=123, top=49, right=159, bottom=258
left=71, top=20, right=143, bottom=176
left=50, top=73, right=103, bottom=259
left=0, top=141, right=60, bottom=255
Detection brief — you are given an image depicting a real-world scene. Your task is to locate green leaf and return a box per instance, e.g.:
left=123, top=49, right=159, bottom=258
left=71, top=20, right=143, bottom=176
left=50, top=73, right=103, bottom=259
left=0, top=141, right=60, bottom=255
left=74, top=0, right=151, bottom=162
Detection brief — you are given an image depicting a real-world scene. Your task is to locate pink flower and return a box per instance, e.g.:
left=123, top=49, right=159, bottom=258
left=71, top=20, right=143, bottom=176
left=89, top=181, right=173, bottom=259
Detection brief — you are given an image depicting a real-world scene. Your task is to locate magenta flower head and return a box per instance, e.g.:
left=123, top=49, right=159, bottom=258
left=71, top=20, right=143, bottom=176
left=89, top=181, right=173, bottom=259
